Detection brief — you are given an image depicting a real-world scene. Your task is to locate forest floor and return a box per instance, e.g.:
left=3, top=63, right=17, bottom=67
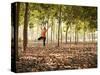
left=16, top=43, right=97, bottom=72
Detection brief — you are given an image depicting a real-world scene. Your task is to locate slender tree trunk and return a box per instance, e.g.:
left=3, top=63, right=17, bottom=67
left=51, top=27, right=52, bottom=43
left=33, top=28, right=34, bottom=41
left=92, top=31, right=94, bottom=43
left=83, top=27, right=86, bottom=44
left=53, top=28, right=54, bottom=43
left=23, top=3, right=29, bottom=51
left=51, top=18, right=53, bottom=43
left=89, top=32, right=92, bottom=43
left=65, top=25, right=68, bottom=44
left=47, top=21, right=48, bottom=44
left=61, top=25, right=62, bottom=43
left=76, top=32, right=78, bottom=43
left=70, top=26, right=71, bottom=49
left=83, top=31, right=85, bottom=43
left=75, top=29, right=77, bottom=44
left=88, top=33, right=90, bottom=43
left=94, top=31, right=95, bottom=42
left=65, top=31, right=68, bottom=44
left=70, top=34, right=71, bottom=45
left=47, top=30, right=48, bottom=44
left=56, top=27, right=58, bottom=40
left=83, top=30, right=86, bottom=47
left=53, top=22, right=54, bottom=43
left=58, top=5, right=61, bottom=47
left=46, top=16, right=49, bottom=44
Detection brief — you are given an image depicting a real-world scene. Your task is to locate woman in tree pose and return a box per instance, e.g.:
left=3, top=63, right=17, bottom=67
left=38, top=26, right=50, bottom=46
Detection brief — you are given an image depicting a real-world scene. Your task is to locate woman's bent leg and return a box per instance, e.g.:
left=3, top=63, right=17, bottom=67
left=38, top=37, right=42, bottom=40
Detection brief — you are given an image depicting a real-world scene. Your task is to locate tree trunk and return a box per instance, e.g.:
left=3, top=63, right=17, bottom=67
left=56, top=27, right=58, bottom=40
left=83, top=30, right=85, bottom=44
left=76, top=32, right=78, bottom=43
left=51, top=18, right=53, bottom=43
left=58, top=5, right=61, bottom=47
left=94, top=31, right=95, bottom=42
left=46, top=21, right=48, bottom=44
left=92, top=31, right=94, bottom=43
left=51, top=27, right=52, bottom=43
left=46, top=16, right=49, bottom=44
left=53, top=22, right=55, bottom=43
left=65, top=25, right=68, bottom=44
left=23, top=3, right=29, bottom=51
left=61, top=25, right=62, bottom=43
left=70, top=28, right=71, bottom=48
left=88, top=32, right=90, bottom=43
left=65, top=31, right=68, bottom=44
left=75, top=29, right=77, bottom=44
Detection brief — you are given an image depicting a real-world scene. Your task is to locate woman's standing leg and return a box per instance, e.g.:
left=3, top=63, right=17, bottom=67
left=43, top=37, right=46, bottom=46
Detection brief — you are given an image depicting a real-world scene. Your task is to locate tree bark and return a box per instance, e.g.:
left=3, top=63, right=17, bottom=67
left=46, top=21, right=48, bottom=44
left=65, top=31, right=68, bottom=44
left=76, top=32, right=78, bottom=43
left=53, top=22, right=55, bottom=43
left=51, top=18, right=53, bottom=43
left=23, top=3, right=29, bottom=51
left=83, top=29, right=86, bottom=45
left=92, top=31, right=94, bottom=43
left=58, top=5, right=61, bottom=47
left=61, top=25, right=62, bottom=43
left=65, top=25, right=68, bottom=44
left=75, top=29, right=77, bottom=44
left=70, top=25, right=72, bottom=48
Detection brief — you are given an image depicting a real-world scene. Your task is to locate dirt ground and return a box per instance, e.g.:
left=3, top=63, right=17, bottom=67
left=16, top=43, right=97, bottom=72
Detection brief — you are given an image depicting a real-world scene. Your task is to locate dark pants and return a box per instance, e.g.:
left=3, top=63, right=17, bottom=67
left=38, top=37, right=46, bottom=46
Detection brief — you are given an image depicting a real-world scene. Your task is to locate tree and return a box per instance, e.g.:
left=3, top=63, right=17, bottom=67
left=51, top=17, right=53, bottom=43
left=58, top=5, right=62, bottom=47
left=23, top=3, right=29, bottom=51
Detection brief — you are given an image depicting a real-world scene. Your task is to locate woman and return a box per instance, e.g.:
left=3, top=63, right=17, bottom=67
left=38, top=26, right=50, bottom=46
